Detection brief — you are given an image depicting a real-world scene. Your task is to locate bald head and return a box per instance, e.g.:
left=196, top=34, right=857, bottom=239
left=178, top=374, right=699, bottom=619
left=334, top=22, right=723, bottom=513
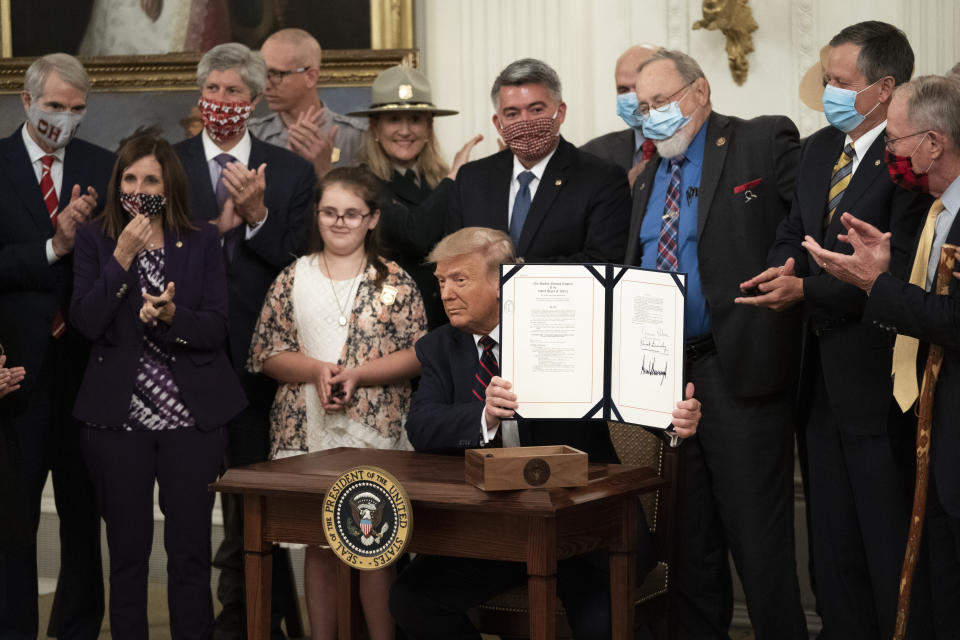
left=262, top=28, right=322, bottom=68
left=615, top=44, right=659, bottom=94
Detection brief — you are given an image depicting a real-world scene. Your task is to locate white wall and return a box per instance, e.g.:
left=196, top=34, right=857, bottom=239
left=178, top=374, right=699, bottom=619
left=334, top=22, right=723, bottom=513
left=416, top=0, right=960, bottom=162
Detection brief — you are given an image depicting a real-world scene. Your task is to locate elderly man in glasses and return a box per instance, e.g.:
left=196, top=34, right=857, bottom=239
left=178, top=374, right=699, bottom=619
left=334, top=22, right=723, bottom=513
left=248, top=28, right=367, bottom=179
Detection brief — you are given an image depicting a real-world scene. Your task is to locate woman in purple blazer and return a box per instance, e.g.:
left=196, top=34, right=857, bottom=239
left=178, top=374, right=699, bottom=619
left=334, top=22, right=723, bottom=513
left=71, top=131, right=246, bottom=640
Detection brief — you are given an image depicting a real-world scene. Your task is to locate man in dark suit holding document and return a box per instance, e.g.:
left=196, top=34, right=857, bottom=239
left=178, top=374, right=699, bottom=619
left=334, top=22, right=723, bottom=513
left=390, top=226, right=700, bottom=640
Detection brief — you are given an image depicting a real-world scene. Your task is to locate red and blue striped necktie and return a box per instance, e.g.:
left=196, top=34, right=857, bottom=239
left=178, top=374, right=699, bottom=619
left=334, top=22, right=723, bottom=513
left=472, top=335, right=499, bottom=402
left=656, top=157, right=684, bottom=272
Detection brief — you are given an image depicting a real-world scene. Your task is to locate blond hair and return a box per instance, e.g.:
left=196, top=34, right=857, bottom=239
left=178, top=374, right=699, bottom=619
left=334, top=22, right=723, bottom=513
left=427, top=227, right=516, bottom=275
left=262, top=28, right=322, bottom=68
left=358, top=116, right=450, bottom=189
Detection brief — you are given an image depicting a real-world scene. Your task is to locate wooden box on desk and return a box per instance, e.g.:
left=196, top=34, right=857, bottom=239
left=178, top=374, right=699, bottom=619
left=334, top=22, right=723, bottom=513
left=465, top=445, right=588, bottom=491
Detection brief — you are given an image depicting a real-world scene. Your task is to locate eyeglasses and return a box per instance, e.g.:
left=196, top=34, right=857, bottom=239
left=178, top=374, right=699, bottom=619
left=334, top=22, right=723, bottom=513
left=883, top=130, right=932, bottom=153
left=635, top=82, right=693, bottom=117
left=318, top=207, right=371, bottom=228
left=265, top=66, right=311, bottom=86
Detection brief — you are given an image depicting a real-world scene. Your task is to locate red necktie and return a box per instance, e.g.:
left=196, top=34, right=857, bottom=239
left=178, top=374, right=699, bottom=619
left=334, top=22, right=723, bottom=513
left=40, top=155, right=65, bottom=338
left=474, top=335, right=502, bottom=447
left=641, top=139, right=656, bottom=162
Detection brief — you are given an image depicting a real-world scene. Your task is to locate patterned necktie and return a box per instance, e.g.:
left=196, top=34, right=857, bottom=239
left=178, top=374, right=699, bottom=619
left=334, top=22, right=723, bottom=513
left=509, top=171, right=535, bottom=246
left=474, top=335, right=502, bottom=447
left=473, top=335, right=500, bottom=402
left=656, top=157, right=684, bottom=271
left=640, top=139, right=656, bottom=162
left=40, top=155, right=65, bottom=338
left=891, top=198, right=945, bottom=411
left=826, top=143, right=856, bottom=225
left=214, top=153, right=240, bottom=261
left=40, top=155, right=59, bottom=228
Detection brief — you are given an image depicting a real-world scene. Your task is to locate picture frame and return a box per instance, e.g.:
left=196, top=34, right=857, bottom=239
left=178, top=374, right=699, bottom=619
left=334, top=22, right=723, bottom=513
left=0, top=0, right=416, bottom=93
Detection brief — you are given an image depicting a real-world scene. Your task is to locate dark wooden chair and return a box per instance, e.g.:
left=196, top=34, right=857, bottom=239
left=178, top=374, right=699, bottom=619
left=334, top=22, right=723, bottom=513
left=471, top=423, right=684, bottom=640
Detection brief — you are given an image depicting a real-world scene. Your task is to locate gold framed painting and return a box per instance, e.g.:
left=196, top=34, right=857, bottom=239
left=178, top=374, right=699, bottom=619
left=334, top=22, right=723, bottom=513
left=0, top=0, right=415, bottom=92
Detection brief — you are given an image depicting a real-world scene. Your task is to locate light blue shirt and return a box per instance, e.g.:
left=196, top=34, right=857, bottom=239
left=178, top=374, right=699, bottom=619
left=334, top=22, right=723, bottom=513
left=925, top=175, right=960, bottom=291
left=639, top=121, right=710, bottom=338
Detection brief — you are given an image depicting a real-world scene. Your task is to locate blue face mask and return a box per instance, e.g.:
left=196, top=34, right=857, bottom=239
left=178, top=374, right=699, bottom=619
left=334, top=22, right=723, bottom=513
left=616, top=92, right=644, bottom=130
left=822, top=80, right=880, bottom=133
left=640, top=96, right=690, bottom=141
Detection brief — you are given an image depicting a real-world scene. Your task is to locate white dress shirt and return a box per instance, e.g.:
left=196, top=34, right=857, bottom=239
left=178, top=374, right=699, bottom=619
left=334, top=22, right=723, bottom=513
left=201, top=128, right=267, bottom=239
left=925, top=174, right=960, bottom=291
left=506, top=147, right=557, bottom=226
left=845, top=119, right=886, bottom=176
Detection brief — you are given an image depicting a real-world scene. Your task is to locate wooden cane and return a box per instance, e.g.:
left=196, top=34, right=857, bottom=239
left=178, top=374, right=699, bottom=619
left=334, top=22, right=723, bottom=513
left=893, top=243, right=956, bottom=639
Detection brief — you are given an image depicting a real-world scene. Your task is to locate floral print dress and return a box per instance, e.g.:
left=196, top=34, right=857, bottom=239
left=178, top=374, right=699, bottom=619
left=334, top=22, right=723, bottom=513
left=248, top=255, right=427, bottom=458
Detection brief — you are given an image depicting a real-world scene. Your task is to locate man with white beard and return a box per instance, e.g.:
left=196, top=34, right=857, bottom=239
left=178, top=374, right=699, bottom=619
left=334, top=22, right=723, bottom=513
left=623, top=49, right=807, bottom=640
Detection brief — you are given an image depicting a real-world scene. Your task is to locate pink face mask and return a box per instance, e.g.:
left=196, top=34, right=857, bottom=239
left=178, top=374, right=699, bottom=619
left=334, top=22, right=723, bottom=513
left=497, top=110, right=560, bottom=163
left=197, top=97, right=253, bottom=142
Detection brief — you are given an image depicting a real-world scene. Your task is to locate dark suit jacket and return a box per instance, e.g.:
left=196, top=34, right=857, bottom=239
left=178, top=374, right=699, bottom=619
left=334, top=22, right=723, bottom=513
left=71, top=221, right=246, bottom=429
left=406, top=324, right=619, bottom=462
left=446, top=136, right=631, bottom=263
left=767, top=125, right=931, bottom=435
left=581, top=128, right=636, bottom=174
left=864, top=215, right=960, bottom=517
left=625, top=112, right=803, bottom=398
left=174, top=134, right=316, bottom=370
left=378, top=172, right=454, bottom=330
left=0, top=127, right=115, bottom=395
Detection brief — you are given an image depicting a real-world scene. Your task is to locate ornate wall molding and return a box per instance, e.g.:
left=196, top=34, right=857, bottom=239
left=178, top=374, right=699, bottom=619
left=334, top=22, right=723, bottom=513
left=0, top=48, right=418, bottom=94
left=792, top=0, right=822, bottom=137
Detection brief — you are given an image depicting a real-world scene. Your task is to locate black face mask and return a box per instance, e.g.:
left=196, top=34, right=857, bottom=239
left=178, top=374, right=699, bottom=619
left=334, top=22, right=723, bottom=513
left=120, top=192, right=167, bottom=218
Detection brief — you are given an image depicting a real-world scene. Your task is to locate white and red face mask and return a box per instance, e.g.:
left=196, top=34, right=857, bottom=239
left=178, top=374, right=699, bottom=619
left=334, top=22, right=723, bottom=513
left=197, top=97, right=253, bottom=142
left=496, top=110, right=560, bottom=163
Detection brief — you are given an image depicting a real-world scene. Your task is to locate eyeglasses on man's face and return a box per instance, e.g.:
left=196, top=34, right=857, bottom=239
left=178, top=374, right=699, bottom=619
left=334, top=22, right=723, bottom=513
left=265, top=66, right=311, bottom=86
left=883, top=129, right=931, bottom=153
left=635, top=81, right=694, bottom=118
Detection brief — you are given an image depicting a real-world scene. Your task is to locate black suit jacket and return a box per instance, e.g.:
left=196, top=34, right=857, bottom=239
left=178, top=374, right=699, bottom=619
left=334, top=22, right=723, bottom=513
left=406, top=324, right=619, bottom=462
left=767, top=125, right=931, bottom=435
left=864, top=214, right=960, bottom=517
left=625, top=112, right=804, bottom=398
left=581, top=128, right=636, bottom=174
left=174, top=133, right=316, bottom=370
left=446, top=137, right=631, bottom=263
left=379, top=172, right=454, bottom=330
left=0, top=127, right=115, bottom=394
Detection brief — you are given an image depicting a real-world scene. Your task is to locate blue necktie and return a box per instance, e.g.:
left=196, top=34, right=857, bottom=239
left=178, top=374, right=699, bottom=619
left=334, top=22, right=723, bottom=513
left=509, top=171, right=535, bottom=246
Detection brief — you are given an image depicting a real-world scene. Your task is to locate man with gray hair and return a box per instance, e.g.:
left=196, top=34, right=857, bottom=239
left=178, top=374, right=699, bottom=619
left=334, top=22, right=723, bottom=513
left=446, top=58, right=631, bottom=265
left=174, top=41, right=316, bottom=639
left=582, top=44, right=660, bottom=187
left=391, top=226, right=701, bottom=639
left=248, top=28, right=366, bottom=179
left=803, top=73, right=960, bottom=638
left=0, top=52, right=113, bottom=639
left=626, top=48, right=807, bottom=638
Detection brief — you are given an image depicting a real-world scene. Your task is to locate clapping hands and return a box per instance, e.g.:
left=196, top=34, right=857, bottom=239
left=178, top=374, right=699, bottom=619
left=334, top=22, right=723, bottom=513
left=0, top=355, right=25, bottom=399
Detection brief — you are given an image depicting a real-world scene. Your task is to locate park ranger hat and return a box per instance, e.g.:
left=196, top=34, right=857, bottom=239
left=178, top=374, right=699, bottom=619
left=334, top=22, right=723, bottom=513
left=348, top=65, right=458, bottom=117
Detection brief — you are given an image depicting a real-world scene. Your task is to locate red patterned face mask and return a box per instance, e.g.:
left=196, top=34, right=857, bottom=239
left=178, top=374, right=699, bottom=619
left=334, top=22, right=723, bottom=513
left=497, top=111, right=560, bottom=163
left=884, top=142, right=931, bottom=194
left=197, top=97, right=253, bottom=142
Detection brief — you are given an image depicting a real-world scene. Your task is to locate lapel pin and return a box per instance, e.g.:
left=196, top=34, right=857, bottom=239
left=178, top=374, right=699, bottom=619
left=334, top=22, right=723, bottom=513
left=716, top=136, right=726, bottom=146
left=638, top=182, right=646, bottom=191
left=555, top=179, right=562, bottom=186
left=875, top=159, right=881, bottom=166
left=175, top=241, right=183, bottom=248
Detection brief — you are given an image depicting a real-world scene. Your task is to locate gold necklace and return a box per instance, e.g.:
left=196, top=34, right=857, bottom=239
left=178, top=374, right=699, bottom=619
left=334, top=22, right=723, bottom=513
left=321, top=253, right=365, bottom=326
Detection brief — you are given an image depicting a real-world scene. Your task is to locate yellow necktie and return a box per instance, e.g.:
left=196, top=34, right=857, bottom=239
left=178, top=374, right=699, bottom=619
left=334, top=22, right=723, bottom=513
left=826, top=143, right=856, bottom=224
left=891, top=198, right=945, bottom=411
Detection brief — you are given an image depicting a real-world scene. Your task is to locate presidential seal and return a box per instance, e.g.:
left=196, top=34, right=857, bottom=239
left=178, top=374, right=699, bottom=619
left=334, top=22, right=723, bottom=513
left=323, top=466, right=412, bottom=570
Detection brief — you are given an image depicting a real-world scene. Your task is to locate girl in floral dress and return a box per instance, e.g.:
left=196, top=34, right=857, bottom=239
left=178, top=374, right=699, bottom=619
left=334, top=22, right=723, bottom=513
left=248, top=166, right=426, bottom=640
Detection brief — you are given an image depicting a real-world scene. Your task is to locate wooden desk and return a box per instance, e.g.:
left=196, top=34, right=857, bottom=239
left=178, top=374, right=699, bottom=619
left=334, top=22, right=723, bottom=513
left=213, top=447, right=664, bottom=640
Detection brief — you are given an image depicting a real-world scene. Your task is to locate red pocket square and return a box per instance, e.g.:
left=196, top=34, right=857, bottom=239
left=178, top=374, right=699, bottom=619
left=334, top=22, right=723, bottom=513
left=733, top=178, right=762, bottom=194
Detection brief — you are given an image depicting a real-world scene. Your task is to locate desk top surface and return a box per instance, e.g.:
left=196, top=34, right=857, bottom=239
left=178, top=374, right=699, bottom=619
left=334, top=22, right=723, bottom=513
left=213, top=447, right=663, bottom=516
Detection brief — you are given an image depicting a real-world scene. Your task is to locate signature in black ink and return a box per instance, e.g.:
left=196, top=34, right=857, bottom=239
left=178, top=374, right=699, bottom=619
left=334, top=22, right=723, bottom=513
left=640, top=354, right=668, bottom=386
